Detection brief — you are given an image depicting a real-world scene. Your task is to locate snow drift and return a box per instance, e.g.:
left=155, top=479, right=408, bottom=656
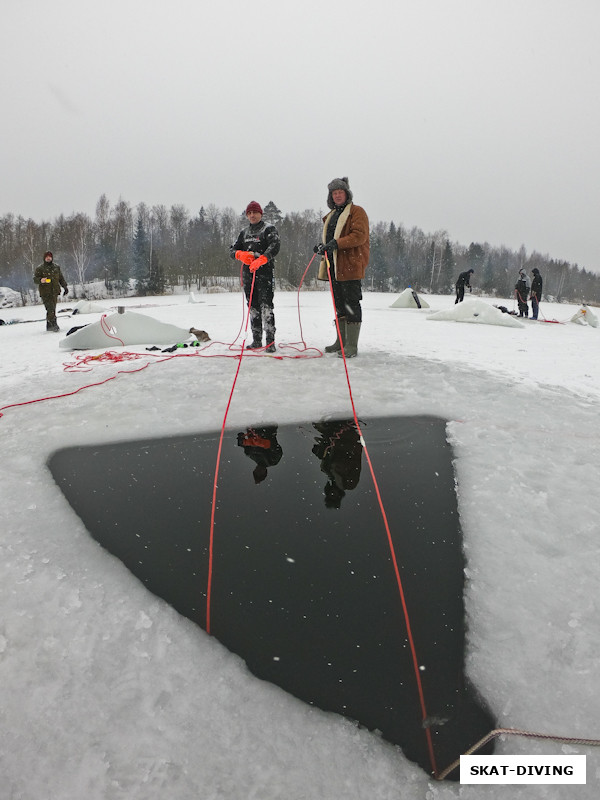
left=427, top=298, right=525, bottom=328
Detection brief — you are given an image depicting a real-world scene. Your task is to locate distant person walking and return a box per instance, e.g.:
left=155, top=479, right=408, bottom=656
left=314, top=177, right=370, bottom=358
left=230, top=201, right=280, bottom=352
left=455, top=269, right=473, bottom=303
left=530, top=268, right=543, bottom=320
left=515, top=269, right=530, bottom=317
left=33, top=251, right=68, bottom=331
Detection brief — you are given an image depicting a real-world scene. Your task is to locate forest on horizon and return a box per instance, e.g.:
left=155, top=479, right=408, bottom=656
left=2, top=194, right=599, bottom=306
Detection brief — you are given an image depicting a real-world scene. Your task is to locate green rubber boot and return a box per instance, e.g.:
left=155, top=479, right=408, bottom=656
left=339, top=321, right=361, bottom=358
left=325, top=317, right=346, bottom=353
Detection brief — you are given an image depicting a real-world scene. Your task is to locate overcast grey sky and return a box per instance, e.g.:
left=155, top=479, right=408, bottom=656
left=3, top=0, right=599, bottom=271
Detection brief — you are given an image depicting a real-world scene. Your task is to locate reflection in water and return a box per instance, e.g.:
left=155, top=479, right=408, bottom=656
left=48, top=416, right=495, bottom=780
left=237, top=425, right=283, bottom=484
left=311, top=420, right=362, bottom=508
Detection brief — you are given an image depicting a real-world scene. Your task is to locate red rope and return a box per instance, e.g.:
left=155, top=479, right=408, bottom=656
left=0, top=358, right=154, bottom=418
left=324, top=253, right=439, bottom=778
left=205, top=256, right=322, bottom=632
left=205, top=268, right=258, bottom=634
left=100, top=314, right=125, bottom=346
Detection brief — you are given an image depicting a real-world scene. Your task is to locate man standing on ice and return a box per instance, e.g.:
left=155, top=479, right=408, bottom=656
left=230, top=201, right=280, bottom=353
left=33, top=251, right=68, bottom=331
left=454, top=268, right=473, bottom=303
left=530, top=267, right=543, bottom=320
left=314, top=177, right=370, bottom=358
left=515, top=268, right=530, bottom=317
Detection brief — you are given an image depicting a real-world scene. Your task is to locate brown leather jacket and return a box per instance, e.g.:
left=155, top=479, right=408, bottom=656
left=318, top=203, right=370, bottom=281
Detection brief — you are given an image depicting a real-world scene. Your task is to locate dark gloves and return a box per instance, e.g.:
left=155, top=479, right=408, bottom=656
left=63, top=287, right=69, bottom=295
left=313, top=239, right=337, bottom=256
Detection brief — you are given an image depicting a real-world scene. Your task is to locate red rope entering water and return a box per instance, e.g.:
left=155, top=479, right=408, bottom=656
left=324, top=253, right=439, bottom=778
left=205, top=269, right=257, bottom=634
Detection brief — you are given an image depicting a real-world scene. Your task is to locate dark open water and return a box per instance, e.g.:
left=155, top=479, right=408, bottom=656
left=48, top=415, right=494, bottom=779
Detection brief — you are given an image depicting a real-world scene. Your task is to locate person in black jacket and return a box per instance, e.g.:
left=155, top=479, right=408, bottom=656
left=33, top=251, right=68, bottom=331
left=454, top=269, right=473, bottom=303
left=230, top=201, right=280, bottom=352
left=530, top=268, right=543, bottom=320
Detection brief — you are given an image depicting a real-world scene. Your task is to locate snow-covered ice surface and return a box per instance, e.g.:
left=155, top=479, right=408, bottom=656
left=1, top=290, right=599, bottom=799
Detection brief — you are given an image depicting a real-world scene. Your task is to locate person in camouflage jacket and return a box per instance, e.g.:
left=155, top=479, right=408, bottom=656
left=33, top=251, right=68, bottom=331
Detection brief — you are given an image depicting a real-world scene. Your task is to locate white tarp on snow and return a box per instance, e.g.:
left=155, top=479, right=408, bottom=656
left=390, top=288, right=430, bottom=308
left=59, top=310, right=194, bottom=349
left=427, top=298, right=524, bottom=328
left=570, top=306, right=599, bottom=327
left=71, top=299, right=112, bottom=314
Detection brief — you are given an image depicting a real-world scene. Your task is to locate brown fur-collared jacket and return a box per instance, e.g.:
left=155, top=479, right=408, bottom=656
left=317, top=203, right=370, bottom=282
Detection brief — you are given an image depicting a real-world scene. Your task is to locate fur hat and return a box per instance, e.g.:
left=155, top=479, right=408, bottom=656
left=327, top=177, right=353, bottom=209
left=532, top=267, right=540, bottom=274
left=245, top=201, right=263, bottom=216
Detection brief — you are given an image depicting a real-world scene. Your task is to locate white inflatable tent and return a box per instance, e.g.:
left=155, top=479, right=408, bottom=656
left=59, top=310, right=198, bottom=350
left=390, top=288, right=430, bottom=309
left=570, top=306, right=599, bottom=328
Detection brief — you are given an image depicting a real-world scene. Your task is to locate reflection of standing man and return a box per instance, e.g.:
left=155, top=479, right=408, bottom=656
left=312, top=420, right=363, bottom=508
left=237, top=426, right=283, bottom=484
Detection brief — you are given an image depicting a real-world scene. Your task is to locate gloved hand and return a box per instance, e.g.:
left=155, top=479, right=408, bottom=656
left=41, top=278, right=51, bottom=284
left=235, top=250, right=255, bottom=265
left=249, top=254, right=268, bottom=272
left=313, top=240, right=337, bottom=256
left=63, top=287, right=69, bottom=295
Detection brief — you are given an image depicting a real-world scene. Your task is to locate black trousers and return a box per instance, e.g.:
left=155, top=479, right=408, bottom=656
left=455, top=285, right=465, bottom=303
left=243, top=265, right=276, bottom=343
left=331, top=276, right=363, bottom=324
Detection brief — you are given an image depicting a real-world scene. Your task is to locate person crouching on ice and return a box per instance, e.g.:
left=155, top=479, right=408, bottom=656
left=230, top=201, right=280, bottom=353
left=33, top=251, right=68, bottom=331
